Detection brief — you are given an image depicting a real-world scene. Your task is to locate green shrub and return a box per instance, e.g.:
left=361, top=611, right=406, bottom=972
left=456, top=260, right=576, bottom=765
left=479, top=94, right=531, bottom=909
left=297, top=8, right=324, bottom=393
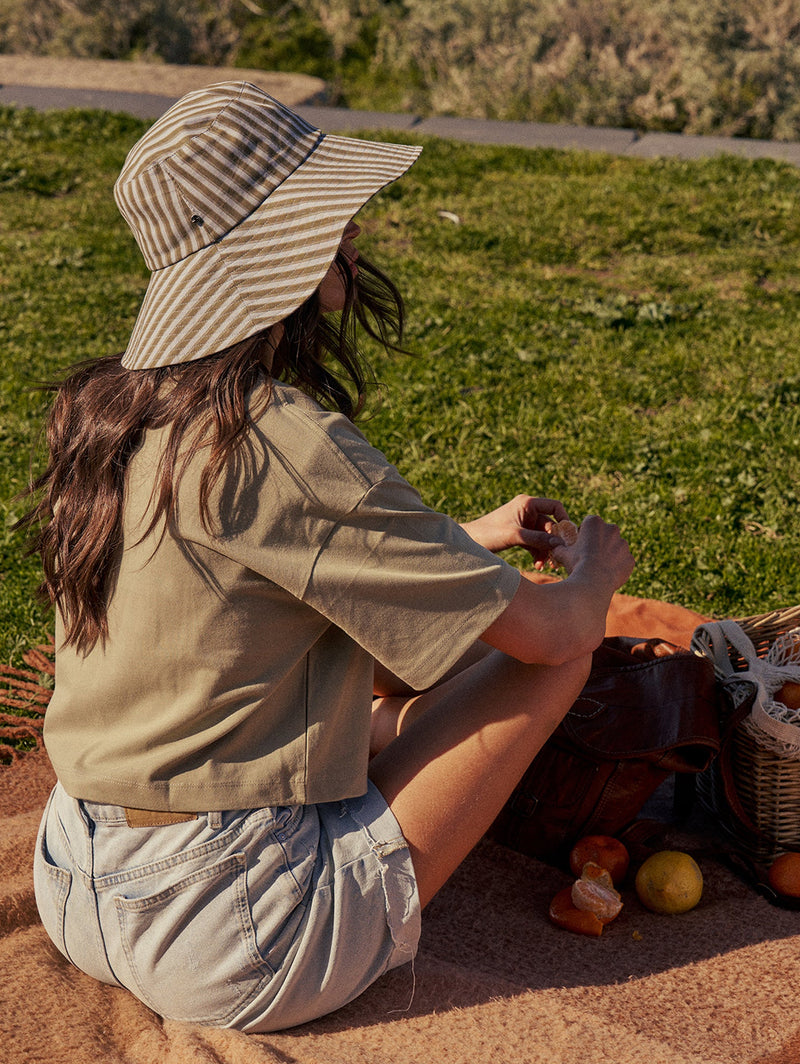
left=364, top=0, right=800, bottom=137
left=3, top=0, right=800, bottom=137
left=6, top=0, right=800, bottom=133
left=0, top=0, right=239, bottom=64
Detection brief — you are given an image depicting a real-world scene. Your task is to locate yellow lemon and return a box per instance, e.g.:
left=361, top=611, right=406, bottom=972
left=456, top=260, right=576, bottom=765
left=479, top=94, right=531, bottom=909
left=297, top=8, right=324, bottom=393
left=634, top=850, right=703, bottom=914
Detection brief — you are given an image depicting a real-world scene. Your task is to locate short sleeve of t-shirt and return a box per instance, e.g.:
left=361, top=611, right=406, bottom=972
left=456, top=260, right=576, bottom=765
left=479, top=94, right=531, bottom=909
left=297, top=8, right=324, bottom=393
left=188, top=383, right=521, bottom=689
left=303, top=475, right=520, bottom=689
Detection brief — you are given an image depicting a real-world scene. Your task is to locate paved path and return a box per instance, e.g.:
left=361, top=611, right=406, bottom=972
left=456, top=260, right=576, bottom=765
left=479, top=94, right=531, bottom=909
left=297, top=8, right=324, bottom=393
left=3, top=60, right=800, bottom=166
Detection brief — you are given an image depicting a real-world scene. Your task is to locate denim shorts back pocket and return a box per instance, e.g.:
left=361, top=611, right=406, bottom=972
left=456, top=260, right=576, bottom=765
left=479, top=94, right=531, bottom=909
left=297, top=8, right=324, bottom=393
left=33, top=818, right=73, bottom=962
left=114, top=851, right=272, bottom=1026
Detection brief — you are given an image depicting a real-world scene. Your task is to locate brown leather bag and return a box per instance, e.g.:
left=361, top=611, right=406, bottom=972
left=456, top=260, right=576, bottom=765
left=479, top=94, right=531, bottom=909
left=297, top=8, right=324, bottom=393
left=487, top=636, right=721, bottom=861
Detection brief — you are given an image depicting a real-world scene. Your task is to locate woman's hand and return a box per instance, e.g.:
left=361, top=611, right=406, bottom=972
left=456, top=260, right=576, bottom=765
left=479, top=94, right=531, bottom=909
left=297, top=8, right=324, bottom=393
left=549, top=514, right=635, bottom=591
left=480, top=514, right=635, bottom=666
left=460, top=495, right=571, bottom=569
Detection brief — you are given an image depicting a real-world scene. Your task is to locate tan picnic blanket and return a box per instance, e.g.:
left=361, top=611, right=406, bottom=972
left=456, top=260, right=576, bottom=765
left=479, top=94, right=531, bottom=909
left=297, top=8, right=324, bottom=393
left=2, top=591, right=799, bottom=1064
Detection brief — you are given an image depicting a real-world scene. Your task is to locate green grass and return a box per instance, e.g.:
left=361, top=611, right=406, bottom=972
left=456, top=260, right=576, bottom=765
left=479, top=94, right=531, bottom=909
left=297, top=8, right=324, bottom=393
left=2, top=105, right=800, bottom=666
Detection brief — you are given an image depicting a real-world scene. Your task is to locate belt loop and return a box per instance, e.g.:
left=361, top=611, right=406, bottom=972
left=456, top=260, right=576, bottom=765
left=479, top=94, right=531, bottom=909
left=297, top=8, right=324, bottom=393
left=207, top=811, right=223, bottom=830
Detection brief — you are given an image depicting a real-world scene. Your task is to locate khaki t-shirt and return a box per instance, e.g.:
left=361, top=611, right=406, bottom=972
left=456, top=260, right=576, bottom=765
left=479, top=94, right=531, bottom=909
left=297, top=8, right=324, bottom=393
left=44, top=382, right=521, bottom=810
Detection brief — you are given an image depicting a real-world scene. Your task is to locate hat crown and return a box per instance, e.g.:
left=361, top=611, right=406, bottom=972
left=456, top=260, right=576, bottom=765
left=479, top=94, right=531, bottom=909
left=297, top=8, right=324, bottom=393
left=114, top=82, right=321, bottom=271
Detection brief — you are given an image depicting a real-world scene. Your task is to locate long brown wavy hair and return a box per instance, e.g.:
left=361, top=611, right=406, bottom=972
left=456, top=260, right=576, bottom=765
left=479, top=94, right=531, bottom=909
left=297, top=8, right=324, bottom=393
left=18, top=251, right=406, bottom=655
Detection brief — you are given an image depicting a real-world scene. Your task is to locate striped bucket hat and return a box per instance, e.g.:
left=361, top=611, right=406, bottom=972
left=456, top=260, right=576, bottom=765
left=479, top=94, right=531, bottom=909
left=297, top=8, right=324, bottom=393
left=114, top=81, right=421, bottom=370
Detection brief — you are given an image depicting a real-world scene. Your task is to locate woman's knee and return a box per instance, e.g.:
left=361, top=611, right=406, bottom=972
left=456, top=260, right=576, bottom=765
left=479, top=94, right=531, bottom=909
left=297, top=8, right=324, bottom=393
left=553, top=650, right=593, bottom=709
left=517, top=651, right=592, bottom=731
left=567, top=650, right=593, bottom=689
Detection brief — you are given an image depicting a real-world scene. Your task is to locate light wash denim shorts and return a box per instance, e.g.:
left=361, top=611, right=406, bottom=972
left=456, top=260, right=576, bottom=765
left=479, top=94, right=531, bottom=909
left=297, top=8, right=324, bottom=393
left=33, top=780, right=420, bottom=1032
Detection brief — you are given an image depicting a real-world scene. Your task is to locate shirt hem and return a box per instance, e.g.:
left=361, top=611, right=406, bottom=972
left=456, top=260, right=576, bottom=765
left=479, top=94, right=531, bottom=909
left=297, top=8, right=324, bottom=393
left=52, top=771, right=370, bottom=812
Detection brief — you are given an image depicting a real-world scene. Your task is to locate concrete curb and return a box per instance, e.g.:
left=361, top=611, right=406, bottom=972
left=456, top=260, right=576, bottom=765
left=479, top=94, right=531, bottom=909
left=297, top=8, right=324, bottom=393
left=3, top=82, right=800, bottom=166
left=0, top=84, right=181, bottom=121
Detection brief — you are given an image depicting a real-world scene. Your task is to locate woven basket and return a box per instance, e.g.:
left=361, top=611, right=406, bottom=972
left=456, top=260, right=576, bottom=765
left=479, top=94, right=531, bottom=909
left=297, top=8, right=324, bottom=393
left=692, top=604, right=800, bottom=862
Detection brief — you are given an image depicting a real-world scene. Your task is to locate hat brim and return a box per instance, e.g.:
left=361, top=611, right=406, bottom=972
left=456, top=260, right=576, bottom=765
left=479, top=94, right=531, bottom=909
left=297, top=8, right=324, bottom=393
left=121, top=133, right=421, bottom=370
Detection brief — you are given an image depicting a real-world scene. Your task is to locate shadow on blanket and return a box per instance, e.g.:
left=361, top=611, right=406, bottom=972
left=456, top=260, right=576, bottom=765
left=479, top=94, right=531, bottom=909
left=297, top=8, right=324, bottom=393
left=3, top=592, right=800, bottom=1064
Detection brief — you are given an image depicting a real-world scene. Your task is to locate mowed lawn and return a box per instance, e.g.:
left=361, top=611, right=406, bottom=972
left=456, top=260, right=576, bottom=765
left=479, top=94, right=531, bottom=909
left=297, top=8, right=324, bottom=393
left=2, top=104, right=800, bottom=665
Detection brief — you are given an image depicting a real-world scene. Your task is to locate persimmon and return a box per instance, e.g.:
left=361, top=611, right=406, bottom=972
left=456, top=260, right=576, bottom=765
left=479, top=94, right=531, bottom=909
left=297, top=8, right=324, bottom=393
left=768, top=852, right=800, bottom=898
left=569, top=835, right=630, bottom=885
left=548, top=886, right=604, bottom=937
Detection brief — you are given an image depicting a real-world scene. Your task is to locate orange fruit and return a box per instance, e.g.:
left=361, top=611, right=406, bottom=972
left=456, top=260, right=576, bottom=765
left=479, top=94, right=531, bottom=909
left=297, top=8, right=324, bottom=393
left=553, top=518, right=578, bottom=545
left=571, top=861, right=623, bottom=923
left=768, top=852, right=800, bottom=897
left=777, top=682, right=800, bottom=711
left=634, top=851, right=703, bottom=914
left=569, top=835, right=630, bottom=885
left=548, top=886, right=604, bottom=937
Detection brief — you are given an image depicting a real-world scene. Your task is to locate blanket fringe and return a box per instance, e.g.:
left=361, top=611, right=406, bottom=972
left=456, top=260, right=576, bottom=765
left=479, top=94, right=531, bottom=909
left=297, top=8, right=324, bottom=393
left=0, top=637, right=55, bottom=764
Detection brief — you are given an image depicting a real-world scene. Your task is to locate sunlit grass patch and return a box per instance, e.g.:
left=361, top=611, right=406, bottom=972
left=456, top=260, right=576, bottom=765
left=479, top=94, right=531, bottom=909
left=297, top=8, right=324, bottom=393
left=2, top=107, right=800, bottom=666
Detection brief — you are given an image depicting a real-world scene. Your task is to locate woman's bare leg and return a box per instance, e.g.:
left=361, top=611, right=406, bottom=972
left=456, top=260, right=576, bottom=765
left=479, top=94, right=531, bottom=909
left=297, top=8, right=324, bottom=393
left=370, top=640, right=494, bottom=756
left=368, top=648, right=590, bottom=909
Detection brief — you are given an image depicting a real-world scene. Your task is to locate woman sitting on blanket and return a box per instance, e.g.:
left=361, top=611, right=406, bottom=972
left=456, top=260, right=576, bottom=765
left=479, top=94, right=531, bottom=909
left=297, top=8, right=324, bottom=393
left=23, top=83, right=634, bottom=1032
